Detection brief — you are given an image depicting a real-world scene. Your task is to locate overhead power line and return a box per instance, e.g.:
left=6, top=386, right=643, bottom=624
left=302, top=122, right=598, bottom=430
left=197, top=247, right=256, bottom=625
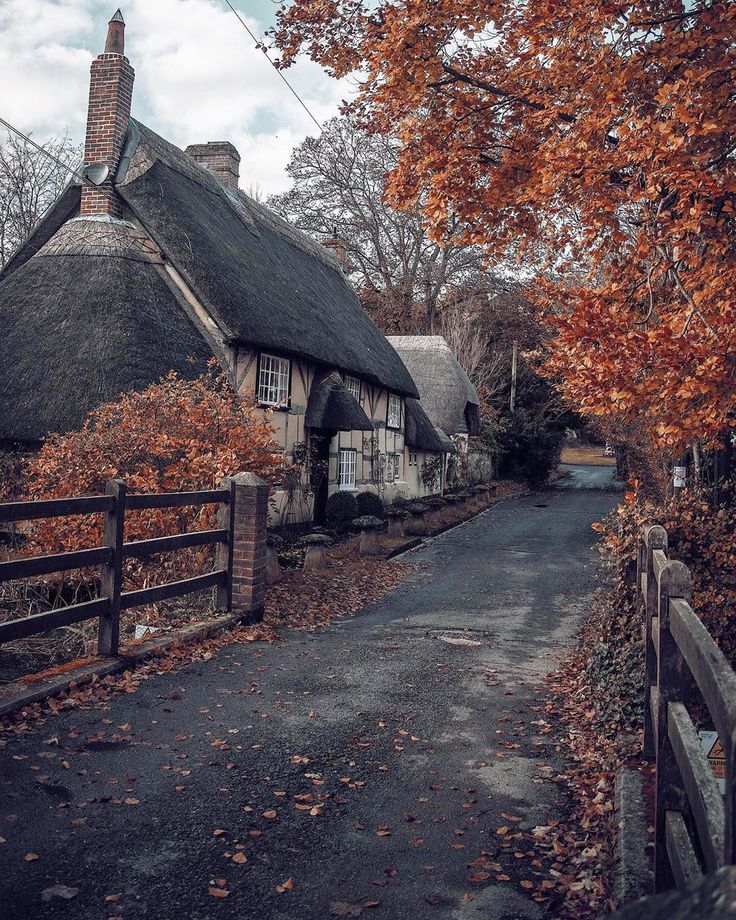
left=2, top=4, right=325, bottom=182
left=221, top=0, right=323, bottom=133
left=0, top=115, right=83, bottom=181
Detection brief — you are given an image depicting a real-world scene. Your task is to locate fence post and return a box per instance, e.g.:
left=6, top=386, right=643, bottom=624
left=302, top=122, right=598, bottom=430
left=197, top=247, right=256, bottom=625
left=215, top=477, right=236, bottom=612
left=222, top=472, right=268, bottom=623
left=98, top=479, right=126, bottom=656
left=653, top=559, right=693, bottom=892
left=643, top=525, right=668, bottom=759
left=726, top=730, right=736, bottom=865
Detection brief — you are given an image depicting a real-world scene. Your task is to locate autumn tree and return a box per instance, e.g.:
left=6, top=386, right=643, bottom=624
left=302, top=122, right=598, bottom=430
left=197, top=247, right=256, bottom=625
left=443, top=280, right=538, bottom=399
left=274, top=1, right=736, bottom=458
left=0, top=131, right=82, bottom=267
left=23, top=368, right=285, bottom=583
left=269, top=116, right=493, bottom=332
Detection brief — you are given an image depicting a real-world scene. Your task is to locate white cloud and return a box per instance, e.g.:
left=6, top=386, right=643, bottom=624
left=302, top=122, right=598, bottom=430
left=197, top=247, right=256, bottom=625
left=0, top=0, right=350, bottom=193
left=0, top=0, right=94, bottom=140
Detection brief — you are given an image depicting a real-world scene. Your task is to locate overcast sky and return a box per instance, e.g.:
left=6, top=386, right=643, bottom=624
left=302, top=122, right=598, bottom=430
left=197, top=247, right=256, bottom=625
left=0, top=0, right=350, bottom=194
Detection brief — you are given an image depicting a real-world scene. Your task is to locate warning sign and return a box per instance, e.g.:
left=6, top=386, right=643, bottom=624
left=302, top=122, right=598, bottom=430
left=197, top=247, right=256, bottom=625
left=699, top=731, right=726, bottom=794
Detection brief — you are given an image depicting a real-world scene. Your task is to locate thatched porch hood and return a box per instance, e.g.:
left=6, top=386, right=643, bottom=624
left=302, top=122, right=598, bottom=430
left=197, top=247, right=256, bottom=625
left=0, top=119, right=418, bottom=442
left=305, top=372, right=374, bottom=432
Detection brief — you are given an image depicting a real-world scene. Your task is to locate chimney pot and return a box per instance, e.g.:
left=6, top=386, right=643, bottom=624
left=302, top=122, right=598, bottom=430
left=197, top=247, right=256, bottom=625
left=80, top=9, right=134, bottom=218
left=185, top=141, right=241, bottom=191
left=104, top=9, right=126, bottom=54
left=322, top=233, right=350, bottom=273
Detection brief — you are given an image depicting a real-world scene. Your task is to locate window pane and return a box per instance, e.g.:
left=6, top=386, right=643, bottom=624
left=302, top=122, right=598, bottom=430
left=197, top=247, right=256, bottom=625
left=258, top=354, right=290, bottom=405
left=339, top=449, right=356, bottom=489
left=344, top=376, right=360, bottom=401
left=387, top=395, right=401, bottom=428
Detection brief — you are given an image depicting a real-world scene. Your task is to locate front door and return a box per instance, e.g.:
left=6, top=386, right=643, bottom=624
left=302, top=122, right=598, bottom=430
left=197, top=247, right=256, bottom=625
left=310, top=434, right=332, bottom=524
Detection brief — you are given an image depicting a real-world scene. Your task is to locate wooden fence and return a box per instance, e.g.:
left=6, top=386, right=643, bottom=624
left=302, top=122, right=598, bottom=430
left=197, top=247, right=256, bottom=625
left=639, top=524, right=736, bottom=892
left=0, top=479, right=236, bottom=657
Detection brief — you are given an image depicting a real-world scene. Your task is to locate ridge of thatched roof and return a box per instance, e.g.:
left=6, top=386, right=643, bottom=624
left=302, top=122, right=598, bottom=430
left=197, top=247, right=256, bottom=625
left=305, top=372, right=374, bottom=432
left=0, top=217, right=212, bottom=442
left=405, top=398, right=455, bottom=453
left=387, top=336, right=480, bottom=436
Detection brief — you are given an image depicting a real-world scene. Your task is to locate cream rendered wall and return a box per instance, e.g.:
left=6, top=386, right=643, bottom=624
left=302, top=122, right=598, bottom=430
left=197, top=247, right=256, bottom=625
left=230, top=346, right=415, bottom=523
left=402, top=448, right=445, bottom=499
left=327, top=383, right=407, bottom=505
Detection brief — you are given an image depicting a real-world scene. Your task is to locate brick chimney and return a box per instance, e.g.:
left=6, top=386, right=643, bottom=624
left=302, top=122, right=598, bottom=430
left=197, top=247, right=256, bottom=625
left=322, top=228, right=350, bottom=272
left=79, top=10, right=135, bottom=218
left=185, top=142, right=241, bottom=191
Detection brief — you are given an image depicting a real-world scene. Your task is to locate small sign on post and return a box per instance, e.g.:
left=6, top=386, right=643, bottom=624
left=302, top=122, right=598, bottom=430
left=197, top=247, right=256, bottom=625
left=699, top=730, right=726, bottom=794
left=673, top=466, right=687, bottom=490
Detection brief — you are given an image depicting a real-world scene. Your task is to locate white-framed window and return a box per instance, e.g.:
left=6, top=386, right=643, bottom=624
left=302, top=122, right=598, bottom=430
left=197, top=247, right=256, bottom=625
left=257, top=353, right=290, bottom=407
left=409, top=450, right=417, bottom=466
left=338, top=448, right=357, bottom=490
left=387, top=394, right=402, bottom=429
left=384, top=452, right=401, bottom=483
left=344, top=375, right=361, bottom=402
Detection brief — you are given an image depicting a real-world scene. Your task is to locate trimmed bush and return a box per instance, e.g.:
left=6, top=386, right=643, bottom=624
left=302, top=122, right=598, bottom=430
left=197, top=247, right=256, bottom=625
left=326, top=490, right=358, bottom=526
left=356, top=490, right=385, bottom=518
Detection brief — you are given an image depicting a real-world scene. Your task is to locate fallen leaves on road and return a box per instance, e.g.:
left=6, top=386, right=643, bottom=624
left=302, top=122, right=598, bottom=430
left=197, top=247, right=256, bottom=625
left=275, top=876, right=294, bottom=893
left=265, top=558, right=415, bottom=631
left=2, top=554, right=414, bottom=737
left=330, top=903, right=362, bottom=917
left=208, top=887, right=230, bottom=898
left=41, top=884, right=78, bottom=901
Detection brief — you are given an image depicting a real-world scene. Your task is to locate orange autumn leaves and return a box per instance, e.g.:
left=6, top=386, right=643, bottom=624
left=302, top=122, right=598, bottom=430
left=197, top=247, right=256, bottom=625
left=274, top=1, right=736, bottom=453
left=17, top=366, right=285, bottom=583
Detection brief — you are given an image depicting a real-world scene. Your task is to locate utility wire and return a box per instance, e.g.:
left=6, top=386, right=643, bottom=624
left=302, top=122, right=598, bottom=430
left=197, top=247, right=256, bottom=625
left=0, top=115, right=83, bottom=180
left=2, top=4, right=325, bottom=178
left=221, top=0, right=323, bottom=132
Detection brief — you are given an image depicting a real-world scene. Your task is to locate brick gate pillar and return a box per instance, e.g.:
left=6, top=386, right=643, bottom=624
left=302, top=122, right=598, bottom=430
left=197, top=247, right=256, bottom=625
left=218, top=472, right=268, bottom=623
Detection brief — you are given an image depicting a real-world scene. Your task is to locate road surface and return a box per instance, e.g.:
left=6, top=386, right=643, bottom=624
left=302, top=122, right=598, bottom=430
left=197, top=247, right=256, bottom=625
left=557, top=463, right=620, bottom=491
left=0, top=474, right=619, bottom=919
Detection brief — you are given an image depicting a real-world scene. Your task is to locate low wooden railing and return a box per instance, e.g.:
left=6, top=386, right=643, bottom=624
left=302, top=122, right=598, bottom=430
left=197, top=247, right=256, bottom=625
left=0, top=479, right=236, bottom=657
left=639, top=524, right=736, bottom=892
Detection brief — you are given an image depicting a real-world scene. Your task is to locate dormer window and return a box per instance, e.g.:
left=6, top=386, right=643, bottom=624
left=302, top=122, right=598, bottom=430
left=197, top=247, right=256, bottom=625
left=257, top=354, right=290, bottom=407
left=344, top=375, right=361, bottom=402
left=387, top=394, right=402, bottom=430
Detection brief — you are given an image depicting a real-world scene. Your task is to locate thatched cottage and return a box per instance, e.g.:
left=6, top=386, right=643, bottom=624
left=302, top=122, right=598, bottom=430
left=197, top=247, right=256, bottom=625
left=388, top=336, right=493, bottom=483
left=0, top=11, right=451, bottom=523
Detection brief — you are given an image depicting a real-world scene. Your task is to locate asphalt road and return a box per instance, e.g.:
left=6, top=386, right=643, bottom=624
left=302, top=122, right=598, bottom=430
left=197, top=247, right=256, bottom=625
left=0, top=475, right=619, bottom=920
left=557, top=463, right=620, bottom=491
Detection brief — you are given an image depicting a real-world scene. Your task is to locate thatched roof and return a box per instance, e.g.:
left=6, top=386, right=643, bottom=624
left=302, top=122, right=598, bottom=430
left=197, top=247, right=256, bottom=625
left=0, top=218, right=212, bottom=442
left=387, top=336, right=480, bottom=436
left=0, top=118, right=419, bottom=443
left=305, top=372, right=374, bottom=431
left=404, top=399, right=455, bottom=453
left=2, top=183, right=82, bottom=279
left=115, top=121, right=417, bottom=397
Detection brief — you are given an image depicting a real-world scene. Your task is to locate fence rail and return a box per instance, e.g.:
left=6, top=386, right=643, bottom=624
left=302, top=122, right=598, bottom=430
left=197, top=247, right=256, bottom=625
left=639, top=524, right=736, bottom=892
left=0, top=480, right=234, bottom=656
